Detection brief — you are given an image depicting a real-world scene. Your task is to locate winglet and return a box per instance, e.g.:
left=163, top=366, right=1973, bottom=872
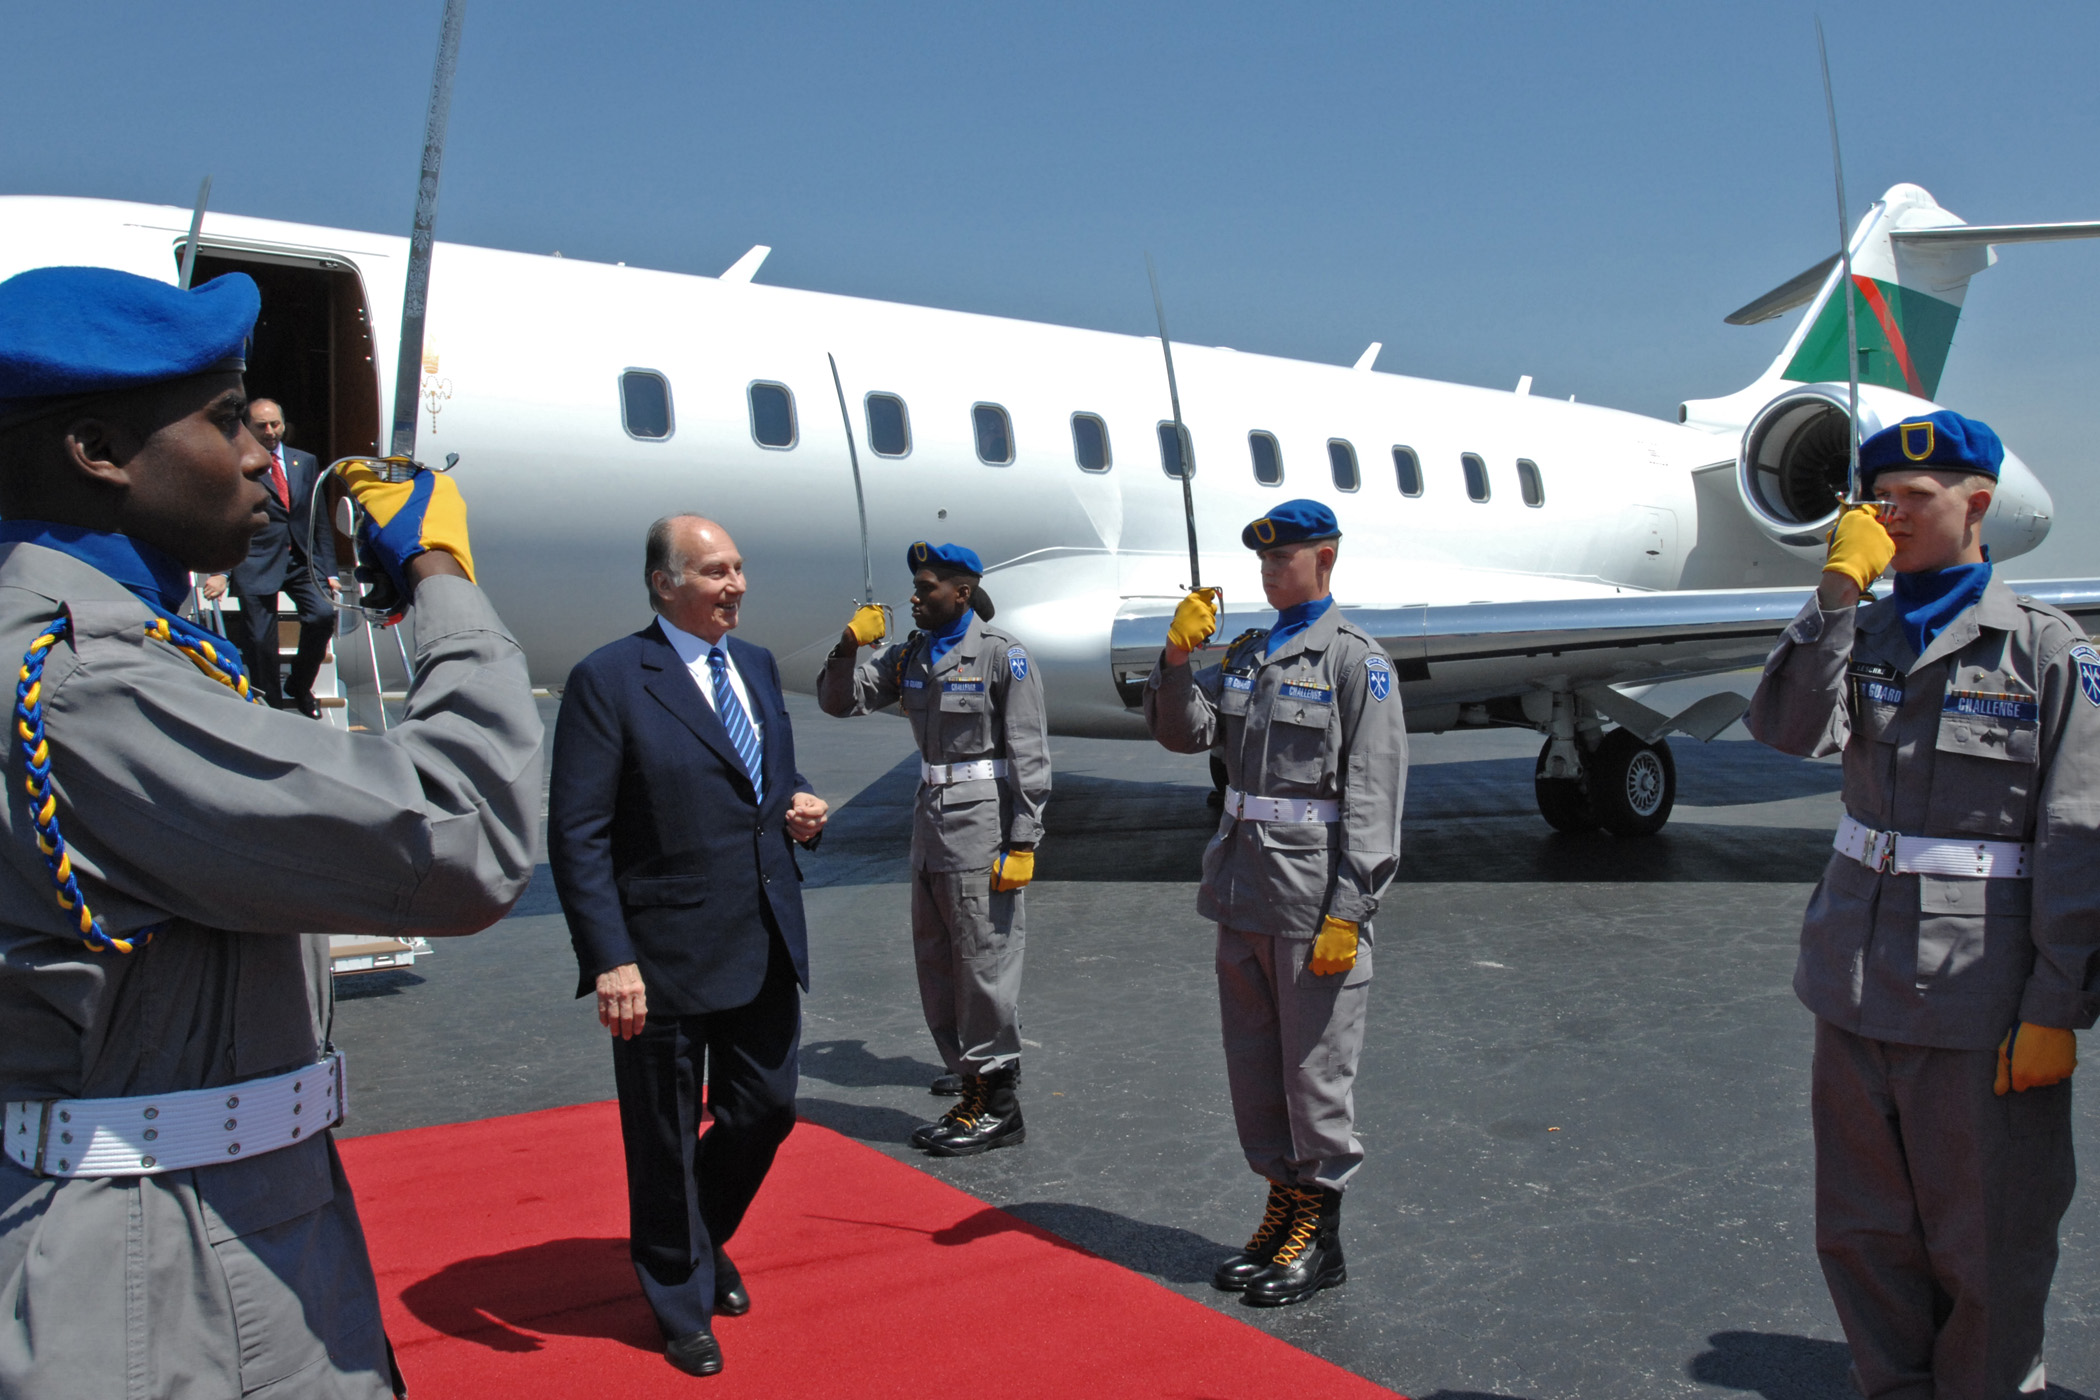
left=720, top=245, right=772, bottom=283
left=1352, top=342, right=1382, bottom=372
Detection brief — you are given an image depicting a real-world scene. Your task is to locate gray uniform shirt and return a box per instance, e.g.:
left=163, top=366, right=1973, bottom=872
left=816, top=615, right=1051, bottom=873
left=0, top=543, right=543, bottom=1398
left=1145, top=604, right=1408, bottom=937
left=1746, top=578, right=2100, bottom=1050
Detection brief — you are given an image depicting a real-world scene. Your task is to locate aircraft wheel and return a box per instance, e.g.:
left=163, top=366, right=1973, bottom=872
left=1533, top=738, right=1598, bottom=833
left=1589, top=728, right=1675, bottom=838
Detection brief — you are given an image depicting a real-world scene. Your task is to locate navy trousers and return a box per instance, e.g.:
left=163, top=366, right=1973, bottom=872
left=610, top=936, right=800, bottom=1339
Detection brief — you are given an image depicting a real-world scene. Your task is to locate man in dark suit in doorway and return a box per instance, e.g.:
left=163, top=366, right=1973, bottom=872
left=200, top=397, right=336, bottom=714
left=548, top=514, right=829, bottom=1379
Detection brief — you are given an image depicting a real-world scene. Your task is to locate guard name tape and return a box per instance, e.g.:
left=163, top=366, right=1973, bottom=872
left=3, top=1053, right=345, bottom=1178
left=922, top=758, right=1008, bottom=785
left=1834, top=814, right=2032, bottom=879
left=1222, top=787, right=1340, bottom=824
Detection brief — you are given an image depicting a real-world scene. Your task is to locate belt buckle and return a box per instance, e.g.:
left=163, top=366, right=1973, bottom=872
left=30, top=1100, right=54, bottom=1178
left=1867, top=830, right=1896, bottom=873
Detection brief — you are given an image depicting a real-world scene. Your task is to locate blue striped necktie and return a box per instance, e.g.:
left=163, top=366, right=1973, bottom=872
left=708, top=647, right=764, bottom=801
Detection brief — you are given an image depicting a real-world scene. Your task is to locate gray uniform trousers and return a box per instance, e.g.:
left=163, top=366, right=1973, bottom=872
left=912, top=872, right=1025, bottom=1076
left=817, top=614, right=1052, bottom=1078
left=1217, top=925, right=1372, bottom=1190
left=1813, top=1020, right=2066, bottom=1400
left=1748, top=581, right=2100, bottom=1400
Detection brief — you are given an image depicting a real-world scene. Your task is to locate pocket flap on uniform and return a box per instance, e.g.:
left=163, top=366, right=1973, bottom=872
left=1936, top=695, right=2039, bottom=763
left=938, top=682, right=991, bottom=712
left=1918, top=872, right=2031, bottom=918
left=1256, top=821, right=1331, bottom=851
left=199, top=1134, right=335, bottom=1243
left=619, top=873, right=712, bottom=907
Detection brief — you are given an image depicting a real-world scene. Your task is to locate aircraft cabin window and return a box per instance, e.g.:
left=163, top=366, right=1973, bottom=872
left=1393, top=445, right=1423, bottom=496
left=866, top=393, right=910, bottom=457
left=1328, top=439, right=1360, bottom=492
left=1517, top=458, right=1545, bottom=507
left=749, top=382, right=797, bottom=448
left=1249, top=431, right=1283, bottom=486
left=1462, top=452, right=1490, bottom=502
left=974, top=403, right=1014, bottom=465
left=620, top=370, right=673, bottom=441
left=1157, top=422, right=1194, bottom=480
left=1071, top=413, right=1111, bottom=472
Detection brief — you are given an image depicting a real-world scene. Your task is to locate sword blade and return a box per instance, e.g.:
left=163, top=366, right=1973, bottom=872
left=388, top=0, right=467, bottom=462
left=177, top=176, right=211, bottom=290
left=1146, top=253, right=1201, bottom=591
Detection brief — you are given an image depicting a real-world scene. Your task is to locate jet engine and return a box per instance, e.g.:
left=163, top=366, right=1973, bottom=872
left=1734, top=382, right=1938, bottom=559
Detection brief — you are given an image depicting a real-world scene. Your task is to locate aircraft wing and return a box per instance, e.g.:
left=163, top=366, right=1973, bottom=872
left=1109, top=580, right=2100, bottom=718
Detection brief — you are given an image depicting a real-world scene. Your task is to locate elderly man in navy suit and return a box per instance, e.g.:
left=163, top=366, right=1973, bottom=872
left=549, top=514, right=829, bottom=1379
left=199, top=397, right=336, bottom=715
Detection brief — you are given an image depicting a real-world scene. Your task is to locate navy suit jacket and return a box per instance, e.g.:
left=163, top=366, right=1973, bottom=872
left=549, top=620, right=814, bottom=1016
left=229, top=446, right=325, bottom=596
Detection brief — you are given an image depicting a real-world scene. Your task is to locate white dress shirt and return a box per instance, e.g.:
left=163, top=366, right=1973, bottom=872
left=656, top=615, right=763, bottom=743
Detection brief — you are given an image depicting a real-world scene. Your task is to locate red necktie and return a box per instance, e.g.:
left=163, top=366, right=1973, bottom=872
left=268, top=449, right=290, bottom=511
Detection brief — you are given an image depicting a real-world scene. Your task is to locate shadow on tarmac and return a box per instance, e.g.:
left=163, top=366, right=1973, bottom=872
left=999, top=1201, right=1235, bottom=1286
left=1685, top=1330, right=2095, bottom=1400
left=800, top=1039, right=946, bottom=1090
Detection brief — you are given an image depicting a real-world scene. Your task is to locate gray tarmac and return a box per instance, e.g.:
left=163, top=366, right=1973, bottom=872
left=333, top=688, right=2100, bottom=1400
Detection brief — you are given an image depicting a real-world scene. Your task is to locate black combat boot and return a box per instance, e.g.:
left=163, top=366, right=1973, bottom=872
left=1242, top=1185, right=1345, bottom=1307
left=922, top=1064, right=1025, bottom=1157
left=930, top=1073, right=964, bottom=1096
left=911, top=1075, right=983, bottom=1149
left=1213, top=1180, right=1295, bottom=1291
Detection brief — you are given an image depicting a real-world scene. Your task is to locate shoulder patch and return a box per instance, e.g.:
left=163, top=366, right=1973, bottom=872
left=1007, top=645, right=1029, bottom=681
left=2073, top=642, right=2100, bottom=708
left=1364, top=653, right=1392, bottom=702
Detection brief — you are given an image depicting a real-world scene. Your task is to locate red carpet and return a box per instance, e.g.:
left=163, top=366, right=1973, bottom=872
left=339, top=1101, right=1403, bottom=1398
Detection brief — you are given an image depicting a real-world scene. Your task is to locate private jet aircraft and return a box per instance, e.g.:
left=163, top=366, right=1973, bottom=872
left=1, top=182, right=2094, bottom=835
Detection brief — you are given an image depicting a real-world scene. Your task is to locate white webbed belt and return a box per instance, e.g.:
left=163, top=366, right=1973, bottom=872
left=1834, top=814, right=2032, bottom=879
left=921, top=758, right=1008, bottom=786
left=1223, top=786, right=1340, bottom=824
left=3, top=1053, right=345, bottom=1178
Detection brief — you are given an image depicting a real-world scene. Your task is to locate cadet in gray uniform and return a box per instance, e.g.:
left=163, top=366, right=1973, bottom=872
left=1145, top=499, right=1406, bottom=1308
left=0, top=266, right=542, bottom=1399
left=1748, top=410, right=2100, bottom=1400
left=818, top=542, right=1051, bottom=1156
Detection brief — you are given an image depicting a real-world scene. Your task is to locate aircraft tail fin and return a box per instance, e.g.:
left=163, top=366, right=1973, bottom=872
left=1726, top=185, right=2100, bottom=402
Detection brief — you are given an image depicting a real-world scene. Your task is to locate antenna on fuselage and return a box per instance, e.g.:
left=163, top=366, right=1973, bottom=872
left=177, top=177, right=211, bottom=290
left=1145, top=254, right=1203, bottom=593
left=1815, top=18, right=1863, bottom=504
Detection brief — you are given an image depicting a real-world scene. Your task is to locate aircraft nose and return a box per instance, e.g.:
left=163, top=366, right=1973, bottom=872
left=1981, top=445, right=2054, bottom=562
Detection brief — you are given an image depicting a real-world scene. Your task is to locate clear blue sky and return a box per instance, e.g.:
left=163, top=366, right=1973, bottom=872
left=6, top=1, right=2096, bottom=574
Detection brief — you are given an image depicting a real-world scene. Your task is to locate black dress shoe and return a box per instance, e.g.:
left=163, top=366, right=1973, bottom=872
left=1242, top=1186, right=1346, bottom=1307
left=285, top=689, right=322, bottom=720
left=1212, top=1180, right=1294, bottom=1292
left=665, top=1328, right=723, bottom=1376
left=930, top=1072, right=964, bottom=1096
left=713, top=1250, right=749, bottom=1317
left=922, top=1065, right=1025, bottom=1157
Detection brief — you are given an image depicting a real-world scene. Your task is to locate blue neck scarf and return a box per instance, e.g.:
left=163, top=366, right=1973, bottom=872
left=1891, top=560, right=1992, bottom=658
left=0, top=520, right=191, bottom=613
left=1266, top=594, right=1334, bottom=656
left=927, top=609, right=975, bottom=666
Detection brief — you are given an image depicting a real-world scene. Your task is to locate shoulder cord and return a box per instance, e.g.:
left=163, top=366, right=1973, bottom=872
left=892, top=630, right=926, bottom=692
left=16, top=607, right=268, bottom=955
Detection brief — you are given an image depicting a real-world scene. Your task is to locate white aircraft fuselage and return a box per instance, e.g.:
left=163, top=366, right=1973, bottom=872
left=0, top=195, right=2063, bottom=742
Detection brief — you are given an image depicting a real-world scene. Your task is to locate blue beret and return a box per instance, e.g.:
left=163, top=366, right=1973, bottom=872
left=908, top=541, right=984, bottom=575
left=1241, top=498, right=1341, bottom=550
left=0, top=266, right=258, bottom=407
left=1860, top=410, right=2003, bottom=486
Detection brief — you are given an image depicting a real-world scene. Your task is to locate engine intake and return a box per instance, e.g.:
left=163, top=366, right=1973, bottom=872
left=1735, top=382, right=1936, bottom=550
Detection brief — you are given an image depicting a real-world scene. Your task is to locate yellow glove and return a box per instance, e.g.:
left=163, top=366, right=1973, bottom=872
left=1822, top=503, right=1894, bottom=592
left=846, top=604, right=887, bottom=647
left=1995, top=1023, right=2078, bottom=1095
left=1307, top=916, right=1358, bottom=976
left=1166, top=587, right=1220, bottom=653
left=990, top=849, right=1034, bottom=892
left=335, top=460, right=476, bottom=586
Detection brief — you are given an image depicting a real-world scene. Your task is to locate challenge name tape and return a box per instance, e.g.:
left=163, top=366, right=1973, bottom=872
left=1944, top=691, right=2038, bottom=723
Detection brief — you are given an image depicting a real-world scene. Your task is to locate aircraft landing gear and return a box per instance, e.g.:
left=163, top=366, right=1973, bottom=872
left=1533, top=727, right=1677, bottom=838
